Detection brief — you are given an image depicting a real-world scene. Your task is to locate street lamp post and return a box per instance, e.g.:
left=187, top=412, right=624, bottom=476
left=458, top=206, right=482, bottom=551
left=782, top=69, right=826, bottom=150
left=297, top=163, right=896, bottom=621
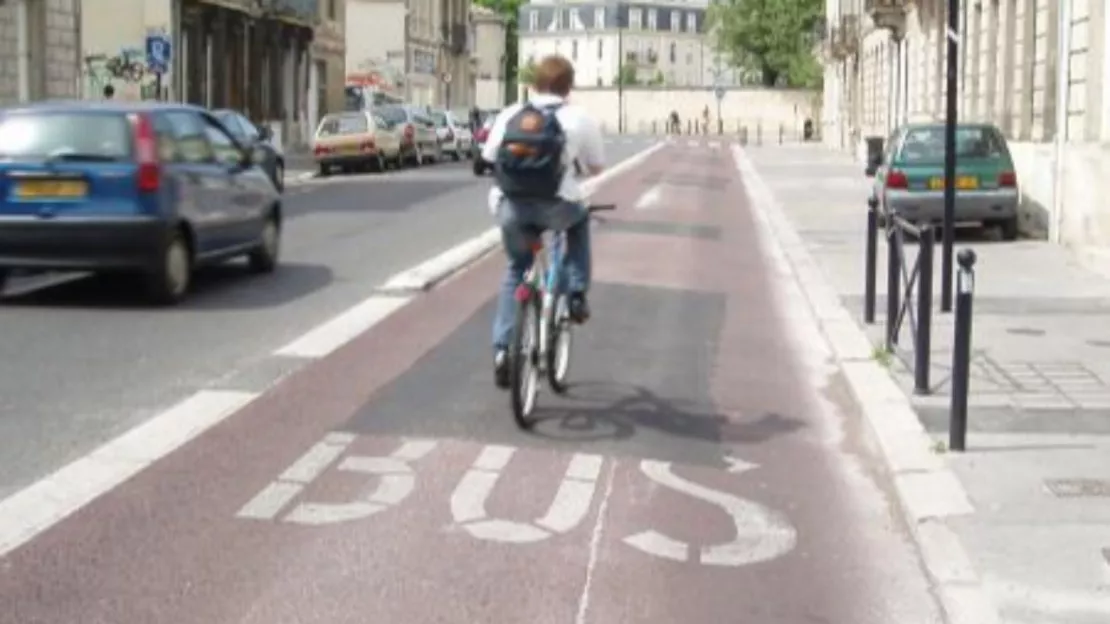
left=617, top=6, right=624, bottom=134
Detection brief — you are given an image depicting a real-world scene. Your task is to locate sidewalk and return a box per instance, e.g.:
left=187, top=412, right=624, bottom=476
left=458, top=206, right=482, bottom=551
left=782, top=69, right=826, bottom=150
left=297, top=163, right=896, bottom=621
left=744, top=143, right=1110, bottom=623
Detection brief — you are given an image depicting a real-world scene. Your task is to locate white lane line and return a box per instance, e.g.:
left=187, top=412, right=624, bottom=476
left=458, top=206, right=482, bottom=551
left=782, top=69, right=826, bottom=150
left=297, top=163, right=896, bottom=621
left=1, top=271, right=89, bottom=297
left=0, top=390, right=257, bottom=558
left=633, top=184, right=662, bottom=210
left=274, top=294, right=412, bottom=359
left=574, top=459, right=618, bottom=624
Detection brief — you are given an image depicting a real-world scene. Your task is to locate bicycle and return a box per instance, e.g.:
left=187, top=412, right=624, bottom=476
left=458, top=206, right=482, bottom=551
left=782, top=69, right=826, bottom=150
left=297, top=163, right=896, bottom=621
left=508, top=203, right=616, bottom=428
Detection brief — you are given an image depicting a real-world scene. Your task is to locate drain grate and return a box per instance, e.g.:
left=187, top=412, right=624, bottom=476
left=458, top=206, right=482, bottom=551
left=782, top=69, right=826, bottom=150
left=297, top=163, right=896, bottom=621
left=1007, top=327, right=1047, bottom=336
left=1044, top=478, right=1110, bottom=498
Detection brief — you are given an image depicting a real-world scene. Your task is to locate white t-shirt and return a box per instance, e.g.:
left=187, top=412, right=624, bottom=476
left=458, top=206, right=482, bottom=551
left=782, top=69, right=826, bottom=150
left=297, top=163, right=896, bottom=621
left=483, top=93, right=606, bottom=214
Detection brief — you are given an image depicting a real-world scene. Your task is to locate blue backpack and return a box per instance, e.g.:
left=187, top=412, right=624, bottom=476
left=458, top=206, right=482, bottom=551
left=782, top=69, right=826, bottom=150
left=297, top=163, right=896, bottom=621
left=494, top=102, right=566, bottom=200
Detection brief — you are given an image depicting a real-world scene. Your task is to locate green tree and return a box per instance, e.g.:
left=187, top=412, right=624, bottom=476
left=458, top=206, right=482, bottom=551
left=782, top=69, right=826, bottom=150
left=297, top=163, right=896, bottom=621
left=708, top=0, right=823, bottom=88
left=517, top=58, right=537, bottom=86
left=614, top=65, right=638, bottom=86
left=473, top=0, right=525, bottom=104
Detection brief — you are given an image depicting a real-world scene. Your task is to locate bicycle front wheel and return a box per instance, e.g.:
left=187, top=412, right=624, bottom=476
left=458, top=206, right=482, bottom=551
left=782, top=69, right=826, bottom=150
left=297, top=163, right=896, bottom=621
left=545, top=292, right=573, bottom=394
left=509, top=294, right=541, bottom=428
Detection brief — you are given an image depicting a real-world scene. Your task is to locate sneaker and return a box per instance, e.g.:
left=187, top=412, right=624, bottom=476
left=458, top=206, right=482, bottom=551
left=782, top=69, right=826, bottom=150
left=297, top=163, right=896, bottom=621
left=568, top=292, right=590, bottom=324
left=493, top=349, right=510, bottom=389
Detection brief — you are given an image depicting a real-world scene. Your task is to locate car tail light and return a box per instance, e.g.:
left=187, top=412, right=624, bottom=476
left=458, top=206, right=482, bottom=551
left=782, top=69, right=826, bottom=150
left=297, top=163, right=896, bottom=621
left=359, top=140, right=375, bottom=152
left=474, top=127, right=489, bottom=143
left=313, top=145, right=331, bottom=156
left=886, top=170, right=908, bottom=190
left=998, top=170, right=1017, bottom=187
left=129, top=113, right=160, bottom=192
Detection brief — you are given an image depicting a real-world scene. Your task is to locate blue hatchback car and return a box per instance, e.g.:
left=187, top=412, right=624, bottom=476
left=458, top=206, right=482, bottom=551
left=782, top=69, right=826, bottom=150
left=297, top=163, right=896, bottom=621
left=0, top=101, right=282, bottom=304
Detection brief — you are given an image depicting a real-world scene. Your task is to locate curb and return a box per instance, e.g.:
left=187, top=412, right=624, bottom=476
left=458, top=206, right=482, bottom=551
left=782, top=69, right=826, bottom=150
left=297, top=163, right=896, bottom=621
left=731, top=145, right=1001, bottom=624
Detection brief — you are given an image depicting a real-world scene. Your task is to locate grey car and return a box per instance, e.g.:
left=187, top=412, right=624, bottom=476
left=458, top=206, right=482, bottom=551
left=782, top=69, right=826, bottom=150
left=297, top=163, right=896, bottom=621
left=212, top=109, right=285, bottom=192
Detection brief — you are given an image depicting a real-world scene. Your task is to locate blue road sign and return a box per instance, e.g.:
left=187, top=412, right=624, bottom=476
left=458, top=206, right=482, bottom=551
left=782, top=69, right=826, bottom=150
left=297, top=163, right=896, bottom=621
left=145, top=35, right=171, bottom=75
left=714, top=86, right=726, bottom=102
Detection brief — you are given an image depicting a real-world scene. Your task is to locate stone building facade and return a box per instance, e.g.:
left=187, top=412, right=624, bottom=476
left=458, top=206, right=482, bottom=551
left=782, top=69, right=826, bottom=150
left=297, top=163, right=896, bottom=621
left=823, top=0, right=1110, bottom=254
left=0, top=0, right=80, bottom=103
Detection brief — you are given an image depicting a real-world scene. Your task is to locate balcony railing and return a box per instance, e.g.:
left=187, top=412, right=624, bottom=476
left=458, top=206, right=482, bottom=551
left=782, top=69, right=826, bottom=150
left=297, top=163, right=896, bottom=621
left=864, top=0, right=909, bottom=30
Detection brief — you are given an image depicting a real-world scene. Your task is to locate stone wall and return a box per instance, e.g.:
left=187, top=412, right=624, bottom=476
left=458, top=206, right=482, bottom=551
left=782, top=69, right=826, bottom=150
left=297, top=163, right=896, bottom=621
left=565, top=87, right=822, bottom=135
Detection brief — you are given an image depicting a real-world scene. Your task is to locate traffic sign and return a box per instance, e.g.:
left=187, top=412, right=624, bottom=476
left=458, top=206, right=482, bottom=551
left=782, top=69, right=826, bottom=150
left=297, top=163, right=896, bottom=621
left=441, top=72, right=452, bottom=84
left=145, top=34, right=171, bottom=75
left=714, top=86, right=726, bottom=102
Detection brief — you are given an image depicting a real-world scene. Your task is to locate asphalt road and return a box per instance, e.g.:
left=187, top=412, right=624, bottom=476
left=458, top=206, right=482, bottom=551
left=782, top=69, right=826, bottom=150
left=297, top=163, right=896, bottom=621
left=0, top=138, right=652, bottom=502
left=0, top=138, right=946, bottom=623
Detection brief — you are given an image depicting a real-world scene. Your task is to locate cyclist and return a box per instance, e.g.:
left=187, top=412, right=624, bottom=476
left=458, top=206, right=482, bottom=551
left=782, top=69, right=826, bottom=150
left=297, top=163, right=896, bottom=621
left=481, top=54, right=606, bottom=389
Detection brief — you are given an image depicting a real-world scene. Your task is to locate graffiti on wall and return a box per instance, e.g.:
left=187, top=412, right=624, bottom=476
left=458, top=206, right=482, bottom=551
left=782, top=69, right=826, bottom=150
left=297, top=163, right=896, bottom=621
left=346, top=57, right=405, bottom=94
left=83, top=47, right=158, bottom=100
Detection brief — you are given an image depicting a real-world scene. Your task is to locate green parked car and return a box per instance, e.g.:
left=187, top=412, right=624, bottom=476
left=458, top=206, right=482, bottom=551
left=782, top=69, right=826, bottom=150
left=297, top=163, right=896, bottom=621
left=866, top=122, right=1020, bottom=240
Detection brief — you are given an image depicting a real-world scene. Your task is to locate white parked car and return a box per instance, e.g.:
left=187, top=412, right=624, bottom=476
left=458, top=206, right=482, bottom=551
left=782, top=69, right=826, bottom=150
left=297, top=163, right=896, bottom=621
left=430, top=109, right=472, bottom=161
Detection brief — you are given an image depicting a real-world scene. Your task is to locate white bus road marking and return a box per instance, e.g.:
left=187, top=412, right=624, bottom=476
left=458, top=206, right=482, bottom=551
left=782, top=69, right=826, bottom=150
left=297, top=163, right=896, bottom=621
left=449, top=446, right=604, bottom=543
left=622, top=460, right=798, bottom=566
left=234, top=436, right=799, bottom=568
left=236, top=432, right=356, bottom=519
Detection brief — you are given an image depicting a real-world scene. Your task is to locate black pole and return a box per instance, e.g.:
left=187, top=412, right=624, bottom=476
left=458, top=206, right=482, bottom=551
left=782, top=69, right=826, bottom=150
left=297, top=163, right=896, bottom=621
left=864, top=198, right=878, bottom=324
left=941, top=0, right=959, bottom=312
left=885, top=224, right=901, bottom=351
left=914, top=227, right=935, bottom=395
left=949, top=249, right=977, bottom=452
left=155, top=73, right=163, bottom=101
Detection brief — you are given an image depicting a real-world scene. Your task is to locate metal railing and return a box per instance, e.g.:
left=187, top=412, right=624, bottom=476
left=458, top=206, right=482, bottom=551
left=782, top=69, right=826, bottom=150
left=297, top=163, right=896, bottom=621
left=864, top=199, right=934, bottom=395
left=863, top=198, right=979, bottom=451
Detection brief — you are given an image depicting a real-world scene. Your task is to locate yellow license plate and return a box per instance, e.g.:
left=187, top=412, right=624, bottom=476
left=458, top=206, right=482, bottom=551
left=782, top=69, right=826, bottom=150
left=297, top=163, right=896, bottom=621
left=928, top=176, right=978, bottom=190
left=341, top=145, right=361, bottom=155
left=14, top=179, right=88, bottom=198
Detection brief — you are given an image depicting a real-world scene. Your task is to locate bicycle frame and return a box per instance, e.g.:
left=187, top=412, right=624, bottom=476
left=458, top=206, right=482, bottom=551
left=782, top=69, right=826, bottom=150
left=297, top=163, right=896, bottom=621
left=513, top=231, right=566, bottom=362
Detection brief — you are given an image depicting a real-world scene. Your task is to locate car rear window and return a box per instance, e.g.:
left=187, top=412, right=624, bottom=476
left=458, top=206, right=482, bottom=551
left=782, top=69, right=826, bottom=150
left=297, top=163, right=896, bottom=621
left=377, top=106, right=408, bottom=124
left=0, top=112, right=132, bottom=160
left=317, top=114, right=368, bottom=137
left=430, top=111, right=448, bottom=127
left=898, top=126, right=1007, bottom=163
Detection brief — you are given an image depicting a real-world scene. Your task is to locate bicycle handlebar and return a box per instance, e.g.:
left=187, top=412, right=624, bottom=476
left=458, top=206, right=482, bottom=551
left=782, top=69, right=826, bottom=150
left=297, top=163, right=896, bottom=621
left=587, top=203, right=616, bottom=213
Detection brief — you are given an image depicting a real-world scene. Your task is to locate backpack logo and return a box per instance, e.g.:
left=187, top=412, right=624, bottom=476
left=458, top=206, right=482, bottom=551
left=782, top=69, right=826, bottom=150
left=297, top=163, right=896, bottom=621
left=495, top=103, right=566, bottom=200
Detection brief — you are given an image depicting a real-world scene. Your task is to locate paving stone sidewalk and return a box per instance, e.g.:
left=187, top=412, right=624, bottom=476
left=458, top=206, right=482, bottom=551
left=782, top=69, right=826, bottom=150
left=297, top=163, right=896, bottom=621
left=745, top=143, right=1110, bottom=624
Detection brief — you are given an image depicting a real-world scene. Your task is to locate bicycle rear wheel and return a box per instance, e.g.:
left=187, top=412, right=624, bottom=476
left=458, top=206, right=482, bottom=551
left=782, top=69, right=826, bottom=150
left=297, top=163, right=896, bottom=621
left=545, top=291, right=573, bottom=394
left=509, top=293, right=541, bottom=428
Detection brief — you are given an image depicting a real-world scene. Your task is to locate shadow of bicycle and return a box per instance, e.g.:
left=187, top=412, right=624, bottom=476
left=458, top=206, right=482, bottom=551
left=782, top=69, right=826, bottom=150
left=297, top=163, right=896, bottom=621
left=528, top=381, right=806, bottom=451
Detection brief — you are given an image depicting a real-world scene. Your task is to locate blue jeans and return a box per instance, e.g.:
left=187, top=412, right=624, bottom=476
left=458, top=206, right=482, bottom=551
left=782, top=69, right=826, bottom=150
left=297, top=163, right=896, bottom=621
left=492, top=197, right=591, bottom=350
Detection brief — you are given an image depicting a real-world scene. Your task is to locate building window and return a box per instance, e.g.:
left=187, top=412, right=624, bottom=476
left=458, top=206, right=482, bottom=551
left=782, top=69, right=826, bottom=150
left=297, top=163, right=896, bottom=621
left=629, top=8, right=642, bottom=30
left=595, top=7, right=605, bottom=29
left=572, top=39, right=578, bottom=60
left=597, top=39, right=603, bottom=59
left=670, top=10, right=680, bottom=33
left=669, top=42, right=676, bottom=63
left=569, top=8, right=580, bottom=29
left=529, top=11, right=538, bottom=31
left=686, top=13, right=696, bottom=32
left=647, top=9, right=657, bottom=30
left=554, top=10, right=562, bottom=30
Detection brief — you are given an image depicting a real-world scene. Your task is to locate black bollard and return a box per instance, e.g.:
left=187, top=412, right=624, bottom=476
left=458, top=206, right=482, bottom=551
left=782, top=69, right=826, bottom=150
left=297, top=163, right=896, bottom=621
left=885, top=223, right=901, bottom=350
left=949, top=249, right=977, bottom=452
left=740, top=126, right=748, bottom=145
left=779, top=123, right=784, bottom=144
left=757, top=122, right=763, bottom=145
left=864, top=198, right=879, bottom=324
left=914, top=227, right=935, bottom=395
